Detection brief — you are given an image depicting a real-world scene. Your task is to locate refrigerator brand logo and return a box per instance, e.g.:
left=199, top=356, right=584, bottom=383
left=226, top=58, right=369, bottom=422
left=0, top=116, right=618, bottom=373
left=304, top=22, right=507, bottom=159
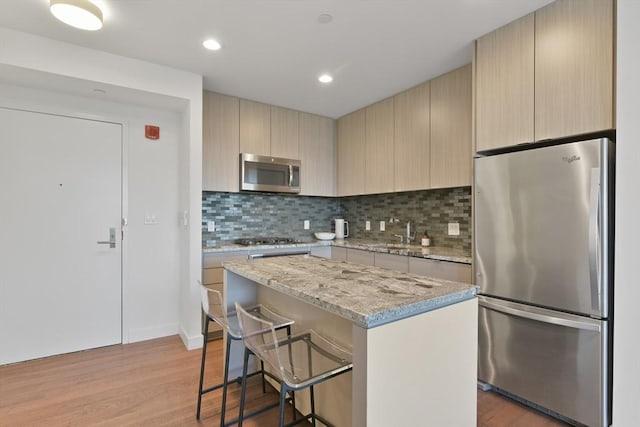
left=562, top=155, right=581, bottom=164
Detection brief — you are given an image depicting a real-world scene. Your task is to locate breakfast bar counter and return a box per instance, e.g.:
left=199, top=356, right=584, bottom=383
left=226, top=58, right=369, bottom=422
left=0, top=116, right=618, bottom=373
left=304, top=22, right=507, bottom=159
left=224, top=255, right=476, bottom=328
left=223, top=255, right=478, bottom=426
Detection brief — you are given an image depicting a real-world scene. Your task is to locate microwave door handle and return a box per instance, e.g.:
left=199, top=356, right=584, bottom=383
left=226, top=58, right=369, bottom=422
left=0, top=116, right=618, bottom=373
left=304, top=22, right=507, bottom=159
left=289, top=164, right=293, bottom=187
left=588, top=168, right=600, bottom=312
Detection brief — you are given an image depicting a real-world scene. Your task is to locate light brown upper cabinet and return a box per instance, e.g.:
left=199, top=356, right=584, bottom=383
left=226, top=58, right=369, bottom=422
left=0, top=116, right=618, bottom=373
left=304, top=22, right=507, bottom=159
left=430, top=64, right=472, bottom=189
left=394, top=81, right=431, bottom=192
left=337, top=109, right=366, bottom=196
left=535, top=0, right=614, bottom=140
left=365, top=98, right=395, bottom=194
left=270, top=106, right=299, bottom=159
left=474, top=0, right=614, bottom=151
left=203, top=91, right=240, bottom=192
left=475, top=13, right=534, bottom=152
left=239, top=99, right=271, bottom=156
left=299, top=112, right=336, bottom=196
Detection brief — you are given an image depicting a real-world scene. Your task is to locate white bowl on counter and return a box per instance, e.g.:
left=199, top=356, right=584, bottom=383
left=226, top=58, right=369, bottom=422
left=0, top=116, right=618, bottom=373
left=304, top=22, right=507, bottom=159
left=314, top=232, right=336, bottom=240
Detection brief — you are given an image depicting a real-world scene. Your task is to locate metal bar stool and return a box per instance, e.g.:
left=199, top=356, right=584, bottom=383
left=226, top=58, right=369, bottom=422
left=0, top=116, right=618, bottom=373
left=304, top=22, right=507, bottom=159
left=235, top=302, right=353, bottom=427
left=196, top=283, right=295, bottom=426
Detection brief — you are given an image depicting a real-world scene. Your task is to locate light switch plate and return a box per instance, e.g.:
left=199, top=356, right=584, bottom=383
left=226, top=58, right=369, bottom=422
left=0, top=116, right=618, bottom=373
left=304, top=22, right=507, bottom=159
left=380, top=221, right=386, bottom=231
left=207, top=221, right=215, bottom=232
left=448, top=222, right=460, bottom=236
left=365, top=220, right=371, bottom=231
left=144, top=214, right=159, bottom=225
left=303, top=220, right=310, bottom=230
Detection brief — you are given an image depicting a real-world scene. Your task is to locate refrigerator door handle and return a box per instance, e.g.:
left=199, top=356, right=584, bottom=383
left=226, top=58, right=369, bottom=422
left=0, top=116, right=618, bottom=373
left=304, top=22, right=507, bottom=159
left=478, top=296, right=601, bottom=332
left=589, top=168, right=601, bottom=312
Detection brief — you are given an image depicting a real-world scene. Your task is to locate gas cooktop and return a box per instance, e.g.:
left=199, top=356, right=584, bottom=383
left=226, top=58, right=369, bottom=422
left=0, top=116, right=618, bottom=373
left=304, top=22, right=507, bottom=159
left=235, top=237, right=300, bottom=246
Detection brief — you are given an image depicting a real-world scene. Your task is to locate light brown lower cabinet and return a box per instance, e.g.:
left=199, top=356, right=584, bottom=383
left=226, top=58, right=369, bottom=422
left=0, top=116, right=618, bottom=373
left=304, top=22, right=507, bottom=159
left=408, top=257, right=472, bottom=284
left=346, top=248, right=375, bottom=266
left=332, top=247, right=471, bottom=284
left=331, top=246, right=348, bottom=261
left=202, top=251, right=249, bottom=339
left=310, top=246, right=332, bottom=259
left=374, top=252, right=409, bottom=273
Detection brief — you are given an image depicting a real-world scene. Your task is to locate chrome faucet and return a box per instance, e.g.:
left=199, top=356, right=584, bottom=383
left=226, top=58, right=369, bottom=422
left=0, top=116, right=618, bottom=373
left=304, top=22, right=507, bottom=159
left=406, top=222, right=416, bottom=244
left=393, top=234, right=404, bottom=244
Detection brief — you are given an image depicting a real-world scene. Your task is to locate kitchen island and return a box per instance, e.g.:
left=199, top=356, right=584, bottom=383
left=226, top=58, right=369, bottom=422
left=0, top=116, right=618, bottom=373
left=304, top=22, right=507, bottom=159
left=224, top=255, right=478, bottom=427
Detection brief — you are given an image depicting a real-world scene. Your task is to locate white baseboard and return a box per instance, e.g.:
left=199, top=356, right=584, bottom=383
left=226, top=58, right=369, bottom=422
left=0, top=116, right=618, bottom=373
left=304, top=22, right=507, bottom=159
left=179, top=326, right=203, bottom=350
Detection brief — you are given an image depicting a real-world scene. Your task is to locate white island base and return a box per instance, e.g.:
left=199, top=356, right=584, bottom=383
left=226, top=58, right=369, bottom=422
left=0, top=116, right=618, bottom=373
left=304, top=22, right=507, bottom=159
left=224, top=267, right=477, bottom=426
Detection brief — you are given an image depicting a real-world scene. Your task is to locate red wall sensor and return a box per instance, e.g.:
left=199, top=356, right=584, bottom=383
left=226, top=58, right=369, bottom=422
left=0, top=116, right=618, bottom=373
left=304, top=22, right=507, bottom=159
left=145, top=125, right=160, bottom=140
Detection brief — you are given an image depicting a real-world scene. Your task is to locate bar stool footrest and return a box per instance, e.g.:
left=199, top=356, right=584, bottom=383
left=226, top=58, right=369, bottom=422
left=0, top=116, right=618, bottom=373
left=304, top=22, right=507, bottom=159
left=223, top=396, right=294, bottom=427
left=283, top=412, right=334, bottom=427
left=201, top=370, right=263, bottom=395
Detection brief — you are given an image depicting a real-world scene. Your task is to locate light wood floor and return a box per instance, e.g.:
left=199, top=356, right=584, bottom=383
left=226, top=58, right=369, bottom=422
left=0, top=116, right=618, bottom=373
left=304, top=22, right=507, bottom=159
left=0, top=335, right=567, bottom=426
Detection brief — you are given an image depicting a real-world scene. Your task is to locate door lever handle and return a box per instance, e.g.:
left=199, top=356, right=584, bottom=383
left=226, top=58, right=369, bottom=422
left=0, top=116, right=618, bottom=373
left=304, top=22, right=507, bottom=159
left=97, top=227, right=117, bottom=249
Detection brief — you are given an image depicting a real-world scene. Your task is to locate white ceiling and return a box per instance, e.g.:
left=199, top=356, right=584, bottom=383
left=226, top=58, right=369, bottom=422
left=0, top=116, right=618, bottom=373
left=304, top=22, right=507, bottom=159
left=1, top=0, right=553, bottom=118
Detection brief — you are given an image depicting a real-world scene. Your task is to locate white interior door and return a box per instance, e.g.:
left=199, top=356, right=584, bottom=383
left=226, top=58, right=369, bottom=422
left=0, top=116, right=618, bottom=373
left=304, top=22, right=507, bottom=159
left=0, top=107, right=122, bottom=365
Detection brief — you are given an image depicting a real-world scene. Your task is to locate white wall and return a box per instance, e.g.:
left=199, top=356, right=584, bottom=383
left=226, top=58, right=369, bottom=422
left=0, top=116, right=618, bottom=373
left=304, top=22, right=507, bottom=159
left=613, top=1, right=640, bottom=425
left=124, top=102, right=182, bottom=342
left=0, top=28, right=204, bottom=349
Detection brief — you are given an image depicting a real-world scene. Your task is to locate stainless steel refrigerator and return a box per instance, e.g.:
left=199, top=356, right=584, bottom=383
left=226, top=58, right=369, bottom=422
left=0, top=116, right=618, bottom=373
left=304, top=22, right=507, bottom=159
left=474, top=137, right=614, bottom=427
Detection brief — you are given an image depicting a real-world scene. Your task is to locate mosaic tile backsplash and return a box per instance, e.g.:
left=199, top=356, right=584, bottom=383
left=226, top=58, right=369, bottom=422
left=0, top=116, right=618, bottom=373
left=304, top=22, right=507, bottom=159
left=340, top=187, right=472, bottom=251
left=202, top=192, right=340, bottom=246
left=202, top=187, right=471, bottom=252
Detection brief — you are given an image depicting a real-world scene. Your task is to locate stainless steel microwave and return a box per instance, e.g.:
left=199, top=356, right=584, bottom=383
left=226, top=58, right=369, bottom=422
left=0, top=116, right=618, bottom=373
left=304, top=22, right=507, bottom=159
left=240, top=153, right=301, bottom=193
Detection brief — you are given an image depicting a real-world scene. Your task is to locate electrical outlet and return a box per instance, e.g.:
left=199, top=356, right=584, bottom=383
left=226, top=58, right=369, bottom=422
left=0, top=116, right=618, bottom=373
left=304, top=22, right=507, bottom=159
left=207, top=221, right=215, bottom=232
left=303, top=220, right=310, bottom=230
left=380, top=221, right=386, bottom=231
left=365, top=220, right=371, bottom=231
left=448, top=222, right=460, bottom=236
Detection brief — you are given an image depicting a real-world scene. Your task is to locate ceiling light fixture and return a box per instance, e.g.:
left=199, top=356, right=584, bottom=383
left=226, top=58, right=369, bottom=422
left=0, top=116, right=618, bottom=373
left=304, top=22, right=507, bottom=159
left=203, top=39, right=222, bottom=51
left=318, top=74, right=333, bottom=84
left=50, top=0, right=103, bottom=31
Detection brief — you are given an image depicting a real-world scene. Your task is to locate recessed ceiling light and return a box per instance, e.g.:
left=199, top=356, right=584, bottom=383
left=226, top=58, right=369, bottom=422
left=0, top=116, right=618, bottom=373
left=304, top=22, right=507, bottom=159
left=203, top=39, right=221, bottom=51
left=50, top=0, right=103, bottom=31
left=318, top=74, right=333, bottom=84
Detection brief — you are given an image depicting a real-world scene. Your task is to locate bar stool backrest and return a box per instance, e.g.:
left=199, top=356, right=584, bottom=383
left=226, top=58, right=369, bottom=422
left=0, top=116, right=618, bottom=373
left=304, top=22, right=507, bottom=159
left=235, top=302, right=285, bottom=380
left=199, top=282, right=230, bottom=329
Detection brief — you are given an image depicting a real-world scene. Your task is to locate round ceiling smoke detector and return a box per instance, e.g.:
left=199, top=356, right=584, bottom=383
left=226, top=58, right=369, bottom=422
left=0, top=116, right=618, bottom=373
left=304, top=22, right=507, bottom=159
left=317, top=14, right=333, bottom=24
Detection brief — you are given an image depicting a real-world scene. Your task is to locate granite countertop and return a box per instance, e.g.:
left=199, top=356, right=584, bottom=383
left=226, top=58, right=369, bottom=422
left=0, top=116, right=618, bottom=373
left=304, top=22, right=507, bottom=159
left=331, top=239, right=471, bottom=264
left=204, top=239, right=471, bottom=264
left=224, top=255, right=478, bottom=329
left=202, top=240, right=331, bottom=253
